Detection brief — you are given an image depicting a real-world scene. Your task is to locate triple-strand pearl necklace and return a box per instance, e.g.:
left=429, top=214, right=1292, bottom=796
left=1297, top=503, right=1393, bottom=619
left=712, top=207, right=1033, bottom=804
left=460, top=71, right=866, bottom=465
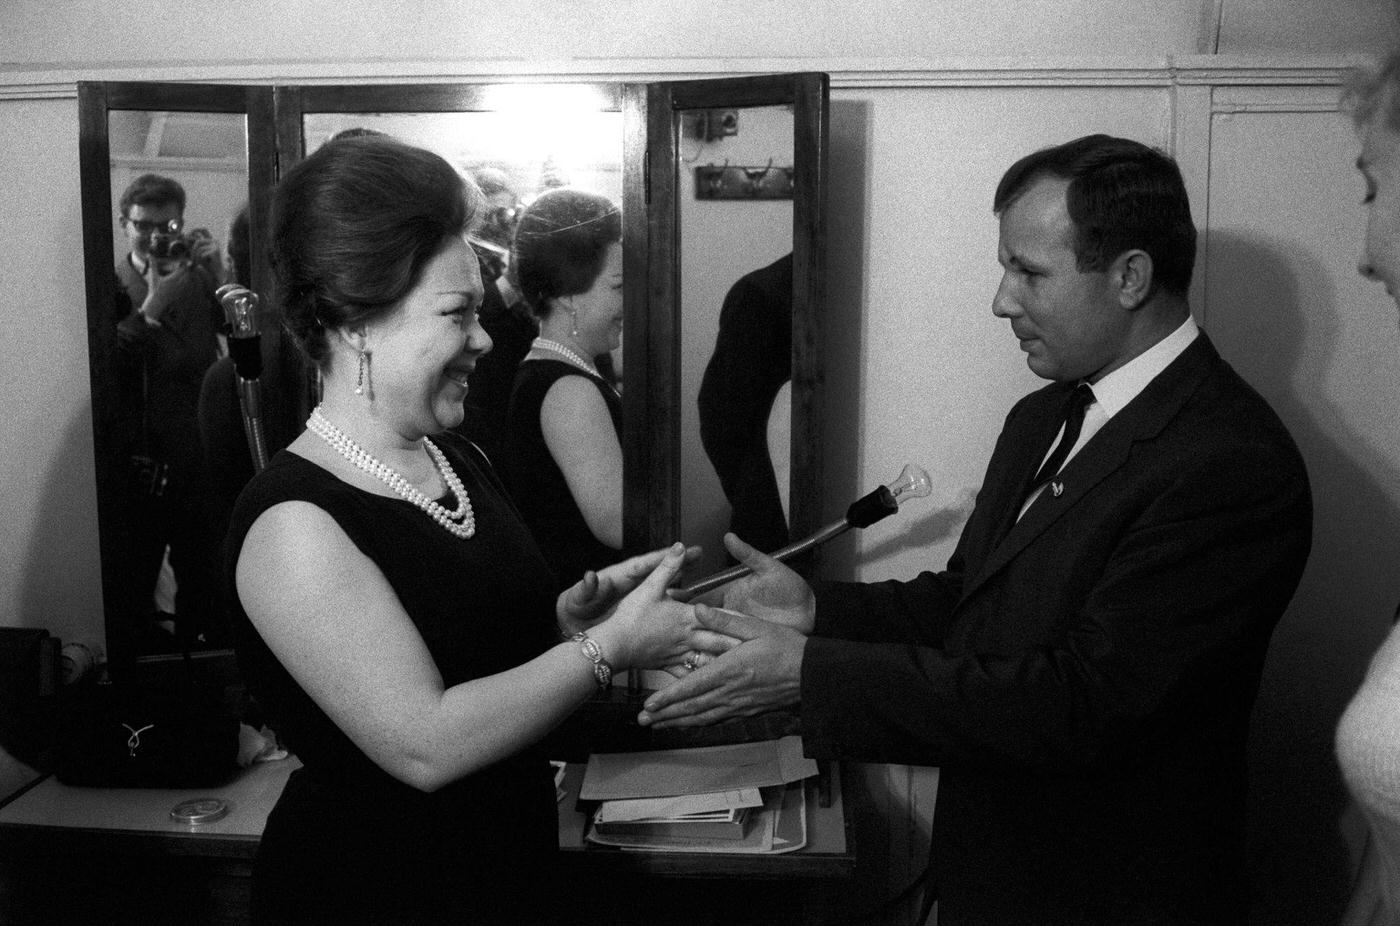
left=306, top=407, right=476, bottom=539
left=531, top=337, right=599, bottom=377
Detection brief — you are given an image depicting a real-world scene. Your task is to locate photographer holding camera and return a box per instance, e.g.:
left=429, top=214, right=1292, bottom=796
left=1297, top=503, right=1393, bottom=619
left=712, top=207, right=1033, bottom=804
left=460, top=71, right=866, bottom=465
left=112, top=173, right=225, bottom=651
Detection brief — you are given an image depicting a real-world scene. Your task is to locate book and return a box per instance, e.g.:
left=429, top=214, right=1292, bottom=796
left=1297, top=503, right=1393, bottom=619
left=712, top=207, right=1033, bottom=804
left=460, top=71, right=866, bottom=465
left=592, top=804, right=753, bottom=841
left=586, top=779, right=808, bottom=854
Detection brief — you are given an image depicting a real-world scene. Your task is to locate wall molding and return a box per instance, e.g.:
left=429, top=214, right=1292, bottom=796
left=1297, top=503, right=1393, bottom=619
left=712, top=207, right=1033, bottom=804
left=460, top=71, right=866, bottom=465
left=0, top=53, right=1371, bottom=102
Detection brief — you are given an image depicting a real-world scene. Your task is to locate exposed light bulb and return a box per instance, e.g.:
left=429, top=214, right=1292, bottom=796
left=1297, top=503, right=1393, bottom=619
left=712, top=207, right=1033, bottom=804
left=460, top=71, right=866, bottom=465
left=884, top=463, right=933, bottom=506
left=216, top=283, right=261, bottom=338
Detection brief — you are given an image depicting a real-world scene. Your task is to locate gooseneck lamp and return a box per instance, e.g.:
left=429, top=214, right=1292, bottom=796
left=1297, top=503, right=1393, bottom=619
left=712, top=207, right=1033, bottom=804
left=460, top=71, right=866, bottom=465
left=674, top=463, right=933, bottom=602
left=215, top=283, right=270, bottom=473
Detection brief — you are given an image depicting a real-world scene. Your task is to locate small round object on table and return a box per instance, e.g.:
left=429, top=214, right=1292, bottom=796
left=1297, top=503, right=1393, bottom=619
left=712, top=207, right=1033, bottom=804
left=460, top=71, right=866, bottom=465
left=169, top=797, right=229, bottom=825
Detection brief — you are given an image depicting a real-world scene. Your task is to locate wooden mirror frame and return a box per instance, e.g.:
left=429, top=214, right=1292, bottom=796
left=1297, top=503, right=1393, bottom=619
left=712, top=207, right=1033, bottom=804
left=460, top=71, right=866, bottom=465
left=78, top=81, right=278, bottom=680
left=634, top=73, right=828, bottom=571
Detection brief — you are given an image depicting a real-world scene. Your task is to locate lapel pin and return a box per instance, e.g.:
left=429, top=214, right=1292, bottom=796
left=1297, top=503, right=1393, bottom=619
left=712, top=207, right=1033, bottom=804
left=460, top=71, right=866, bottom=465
left=1051, top=481, right=1064, bottom=497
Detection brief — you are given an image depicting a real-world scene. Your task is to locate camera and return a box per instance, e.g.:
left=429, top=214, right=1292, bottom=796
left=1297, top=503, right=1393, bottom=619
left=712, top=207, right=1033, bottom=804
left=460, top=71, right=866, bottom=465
left=148, top=226, right=211, bottom=264
left=148, top=231, right=189, bottom=261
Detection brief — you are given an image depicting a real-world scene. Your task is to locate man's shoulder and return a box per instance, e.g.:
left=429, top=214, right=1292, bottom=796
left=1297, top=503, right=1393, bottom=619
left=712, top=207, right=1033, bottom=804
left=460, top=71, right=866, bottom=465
left=1187, top=340, right=1295, bottom=440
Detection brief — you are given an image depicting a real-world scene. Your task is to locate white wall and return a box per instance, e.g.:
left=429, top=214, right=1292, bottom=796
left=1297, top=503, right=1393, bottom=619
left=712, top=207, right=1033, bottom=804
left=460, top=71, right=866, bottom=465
left=0, top=96, right=102, bottom=648
left=0, top=0, right=1205, bottom=66
left=1203, top=93, right=1400, bottom=923
left=678, top=105, right=794, bottom=577
left=1, top=1, right=1397, bottom=923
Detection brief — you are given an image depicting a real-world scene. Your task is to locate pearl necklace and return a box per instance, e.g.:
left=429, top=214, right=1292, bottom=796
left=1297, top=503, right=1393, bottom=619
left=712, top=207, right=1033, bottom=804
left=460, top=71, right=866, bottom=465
left=306, top=407, right=476, bottom=539
left=531, top=337, right=598, bottom=377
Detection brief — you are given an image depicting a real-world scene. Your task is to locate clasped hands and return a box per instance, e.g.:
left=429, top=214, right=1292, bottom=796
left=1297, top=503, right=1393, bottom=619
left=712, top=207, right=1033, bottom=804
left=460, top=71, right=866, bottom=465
left=556, top=533, right=814, bottom=729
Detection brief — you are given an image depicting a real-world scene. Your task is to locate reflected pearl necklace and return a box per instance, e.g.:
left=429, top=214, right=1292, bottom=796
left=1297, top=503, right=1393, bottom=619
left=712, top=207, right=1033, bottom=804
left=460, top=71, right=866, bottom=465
left=306, top=407, right=476, bottom=539
left=531, top=337, right=598, bottom=377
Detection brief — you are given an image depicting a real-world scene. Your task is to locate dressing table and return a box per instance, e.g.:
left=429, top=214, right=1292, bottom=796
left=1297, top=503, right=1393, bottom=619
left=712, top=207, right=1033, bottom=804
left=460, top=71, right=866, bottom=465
left=0, top=752, right=860, bottom=924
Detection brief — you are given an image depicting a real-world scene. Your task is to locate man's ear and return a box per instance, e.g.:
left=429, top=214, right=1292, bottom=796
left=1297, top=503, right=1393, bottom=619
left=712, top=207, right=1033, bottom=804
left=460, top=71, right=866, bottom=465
left=1113, top=250, right=1154, bottom=310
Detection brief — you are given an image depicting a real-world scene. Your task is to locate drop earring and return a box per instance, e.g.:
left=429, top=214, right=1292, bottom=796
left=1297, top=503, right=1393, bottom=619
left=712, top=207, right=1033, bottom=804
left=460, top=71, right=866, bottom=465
left=355, top=350, right=368, bottom=396
left=570, top=307, right=579, bottom=339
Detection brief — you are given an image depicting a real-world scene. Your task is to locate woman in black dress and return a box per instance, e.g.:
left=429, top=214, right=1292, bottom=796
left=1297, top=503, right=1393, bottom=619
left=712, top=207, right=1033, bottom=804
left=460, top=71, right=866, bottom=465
left=503, top=189, right=625, bottom=590
left=227, top=136, right=715, bottom=924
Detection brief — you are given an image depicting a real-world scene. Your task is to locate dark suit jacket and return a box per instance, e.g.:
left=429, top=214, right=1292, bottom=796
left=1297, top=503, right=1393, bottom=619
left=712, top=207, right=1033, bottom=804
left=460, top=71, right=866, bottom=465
left=801, top=332, right=1312, bottom=925
left=697, top=253, right=793, bottom=553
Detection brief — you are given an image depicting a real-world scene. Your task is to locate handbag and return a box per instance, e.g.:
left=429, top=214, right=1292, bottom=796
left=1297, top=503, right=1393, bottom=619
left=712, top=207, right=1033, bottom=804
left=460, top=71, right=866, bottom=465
left=55, top=677, right=240, bottom=788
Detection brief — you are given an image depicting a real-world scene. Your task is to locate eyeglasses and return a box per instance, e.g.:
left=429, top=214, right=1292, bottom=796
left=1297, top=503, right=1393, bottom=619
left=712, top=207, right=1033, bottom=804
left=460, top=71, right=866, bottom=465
left=123, top=217, right=183, bottom=236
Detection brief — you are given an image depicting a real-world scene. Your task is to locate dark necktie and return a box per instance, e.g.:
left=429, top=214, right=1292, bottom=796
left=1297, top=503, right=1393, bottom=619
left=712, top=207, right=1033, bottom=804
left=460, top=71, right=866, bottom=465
left=1024, top=383, right=1095, bottom=504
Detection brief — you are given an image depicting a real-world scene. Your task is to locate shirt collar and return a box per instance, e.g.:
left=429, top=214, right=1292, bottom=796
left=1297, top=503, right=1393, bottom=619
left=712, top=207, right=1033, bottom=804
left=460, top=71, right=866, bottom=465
left=1087, top=315, right=1199, bottom=420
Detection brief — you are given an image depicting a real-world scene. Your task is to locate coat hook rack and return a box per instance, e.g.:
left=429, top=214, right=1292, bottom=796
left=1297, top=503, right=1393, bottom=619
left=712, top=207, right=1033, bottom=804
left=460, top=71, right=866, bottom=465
left=694, top=159, right=793, bottom=200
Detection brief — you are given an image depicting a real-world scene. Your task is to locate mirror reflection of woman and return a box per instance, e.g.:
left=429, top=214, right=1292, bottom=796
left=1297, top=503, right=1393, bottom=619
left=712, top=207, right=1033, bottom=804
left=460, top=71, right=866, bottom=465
left=504, top=189, right=625, bottom=590
left=227, top=137, right=708, bottom=923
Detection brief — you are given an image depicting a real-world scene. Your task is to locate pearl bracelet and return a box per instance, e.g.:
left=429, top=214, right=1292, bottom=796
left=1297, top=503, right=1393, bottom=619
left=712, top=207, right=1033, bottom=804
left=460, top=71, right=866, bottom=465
left=570, top=631, right=613, bottom=690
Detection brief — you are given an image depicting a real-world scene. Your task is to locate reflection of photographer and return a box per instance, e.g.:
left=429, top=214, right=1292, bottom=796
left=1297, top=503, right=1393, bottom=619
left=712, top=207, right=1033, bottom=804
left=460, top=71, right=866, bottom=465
left=132, top=217, right=221, bottom=327
left=112, top=173, right=224, bottom=651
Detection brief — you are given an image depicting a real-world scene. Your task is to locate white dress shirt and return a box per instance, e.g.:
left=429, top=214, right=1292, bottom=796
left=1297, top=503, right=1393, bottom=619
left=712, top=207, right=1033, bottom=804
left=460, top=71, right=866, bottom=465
left=1018, top=315, right=1200, bottom=519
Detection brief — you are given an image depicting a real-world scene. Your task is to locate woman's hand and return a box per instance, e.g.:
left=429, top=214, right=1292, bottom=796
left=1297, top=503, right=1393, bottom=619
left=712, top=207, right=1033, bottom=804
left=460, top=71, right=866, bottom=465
left=638, top=604, right=805, bottom=728
left=587, top=544, right=736, bottom=672
left=556, top=544, right=699, bottom=638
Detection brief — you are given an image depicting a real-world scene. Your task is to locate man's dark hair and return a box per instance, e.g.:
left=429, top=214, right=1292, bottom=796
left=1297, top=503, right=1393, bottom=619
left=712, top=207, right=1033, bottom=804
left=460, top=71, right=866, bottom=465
left=119, top=173, right=186, bottom=218
left=993, top=134, right=1197, bottom=298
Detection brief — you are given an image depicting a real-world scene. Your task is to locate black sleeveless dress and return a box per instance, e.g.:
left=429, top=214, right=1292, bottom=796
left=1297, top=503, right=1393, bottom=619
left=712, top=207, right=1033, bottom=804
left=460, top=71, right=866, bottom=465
left=503, top=359, right=623, bottom=591
left=226, top=432, right=561, bottom=924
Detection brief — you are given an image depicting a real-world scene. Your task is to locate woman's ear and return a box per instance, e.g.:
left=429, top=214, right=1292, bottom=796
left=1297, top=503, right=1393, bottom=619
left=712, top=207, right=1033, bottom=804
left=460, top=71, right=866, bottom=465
left=335, top=323, right=369, bottom=354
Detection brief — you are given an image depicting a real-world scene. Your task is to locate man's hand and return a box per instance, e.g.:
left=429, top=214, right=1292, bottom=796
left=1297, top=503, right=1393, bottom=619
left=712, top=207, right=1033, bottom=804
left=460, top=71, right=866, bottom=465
left=637, top=603, right=804, bottom=729
left=717, top=533, right=816, bottom=634
left=139, top=259, right=192, bottom=325
left=557, top=544, right=701, bottom=638
left=186, top=229, right=223, bottom=280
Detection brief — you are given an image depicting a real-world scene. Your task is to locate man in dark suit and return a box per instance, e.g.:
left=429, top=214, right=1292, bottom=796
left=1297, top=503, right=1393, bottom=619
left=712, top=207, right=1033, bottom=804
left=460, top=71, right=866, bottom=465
left=638, top=135, right=1313, bottom=925
left=697, top=252, right=794, bottom=555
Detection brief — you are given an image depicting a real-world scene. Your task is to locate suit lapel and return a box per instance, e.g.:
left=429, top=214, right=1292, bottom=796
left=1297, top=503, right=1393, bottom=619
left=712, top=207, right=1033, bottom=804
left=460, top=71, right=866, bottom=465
left=961, top=332, right=1222, bottom=600
left=981, top=383, right=1076, bottom=551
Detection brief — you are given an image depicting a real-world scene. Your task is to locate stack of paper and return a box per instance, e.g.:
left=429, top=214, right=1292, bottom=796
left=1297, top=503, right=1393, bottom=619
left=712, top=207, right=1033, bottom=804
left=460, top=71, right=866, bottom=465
left=580, top=735, right=817, bottom=853
left=592, top=789, right=763, bottom=840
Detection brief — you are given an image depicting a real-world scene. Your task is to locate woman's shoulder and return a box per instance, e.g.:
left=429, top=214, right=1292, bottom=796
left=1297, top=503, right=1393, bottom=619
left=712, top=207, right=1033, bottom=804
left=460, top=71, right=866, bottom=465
left=230, top=449, right=346, bottom=524
left=1337, top=621, right=1400, bottom=801
left=513, top=359, right=616, bottom=413
left=540, top=371, right=618, bottom=424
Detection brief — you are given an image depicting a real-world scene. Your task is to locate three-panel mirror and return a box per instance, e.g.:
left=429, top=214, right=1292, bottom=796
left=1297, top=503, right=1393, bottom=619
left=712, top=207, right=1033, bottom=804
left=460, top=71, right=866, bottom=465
left=78, top=75, right=827, bottom=683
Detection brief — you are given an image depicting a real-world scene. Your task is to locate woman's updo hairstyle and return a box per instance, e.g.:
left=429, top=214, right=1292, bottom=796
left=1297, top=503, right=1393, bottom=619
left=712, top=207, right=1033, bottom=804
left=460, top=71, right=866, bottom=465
left=509, top=187, right=621, bottom=320
left=269, top=135, right=478, bottom=366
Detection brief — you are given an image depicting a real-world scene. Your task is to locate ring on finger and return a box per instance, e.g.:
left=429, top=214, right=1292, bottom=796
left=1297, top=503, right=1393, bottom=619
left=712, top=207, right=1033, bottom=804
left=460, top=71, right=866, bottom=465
left=682, top=653, right=699, bottom=671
